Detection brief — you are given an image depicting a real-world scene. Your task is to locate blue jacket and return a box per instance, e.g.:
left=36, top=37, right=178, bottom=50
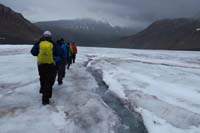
left=54, top=43, right=69, bottom=63
left=61, top=43, right=68, bottom=58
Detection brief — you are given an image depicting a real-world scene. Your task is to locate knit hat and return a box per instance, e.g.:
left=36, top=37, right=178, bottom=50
left=43, top=31, right=52, bottom=36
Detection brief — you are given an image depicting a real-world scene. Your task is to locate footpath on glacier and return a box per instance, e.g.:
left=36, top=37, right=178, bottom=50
left=0, top=45, right=147, bottom=133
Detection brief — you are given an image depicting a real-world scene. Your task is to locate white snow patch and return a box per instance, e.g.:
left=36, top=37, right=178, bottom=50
left=1, top=45, right=200, bottom=133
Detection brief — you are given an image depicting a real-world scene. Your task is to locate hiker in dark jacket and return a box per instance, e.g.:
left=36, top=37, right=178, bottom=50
left=54, top=38, right=68, bottom=85
left=31, top=31, right=57, bottom=105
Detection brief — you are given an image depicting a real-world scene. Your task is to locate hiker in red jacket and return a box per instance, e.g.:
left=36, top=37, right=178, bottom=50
left=71, top=42, right=77, bottom=63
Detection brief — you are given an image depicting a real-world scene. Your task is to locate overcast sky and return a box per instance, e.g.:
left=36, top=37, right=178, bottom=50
left=1, top=0, right=200, bottom=28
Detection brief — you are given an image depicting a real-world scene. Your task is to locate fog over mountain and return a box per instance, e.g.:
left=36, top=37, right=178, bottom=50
left=35, top=19, right=137, bottom=46
left=1, top=0, right=200, bottom=28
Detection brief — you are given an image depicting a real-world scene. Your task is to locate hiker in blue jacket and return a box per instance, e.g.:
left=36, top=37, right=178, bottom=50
left=54, top=38, right=68, bottom=85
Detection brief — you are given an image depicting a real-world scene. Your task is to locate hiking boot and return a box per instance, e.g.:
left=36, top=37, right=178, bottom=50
left=58, top=81, right=63, bottom=85
left=42, top=99, right=50, bottom=105
left=39, top=88, right=43, bottom=94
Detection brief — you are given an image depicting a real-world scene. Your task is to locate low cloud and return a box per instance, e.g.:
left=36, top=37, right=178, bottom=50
left=1, top=0, right=200, bottom=28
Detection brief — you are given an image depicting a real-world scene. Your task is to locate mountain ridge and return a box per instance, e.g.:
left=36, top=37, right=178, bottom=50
left=0, top=4, right=42, bottom=44
left=118, top=18, right=200, bottom=50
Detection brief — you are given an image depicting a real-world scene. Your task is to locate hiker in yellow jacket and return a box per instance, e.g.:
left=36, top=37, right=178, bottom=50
left=31, top=31, right=57, bottom=105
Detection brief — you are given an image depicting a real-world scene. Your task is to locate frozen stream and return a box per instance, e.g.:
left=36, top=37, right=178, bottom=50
left=87, top=65, right=148, bottom=133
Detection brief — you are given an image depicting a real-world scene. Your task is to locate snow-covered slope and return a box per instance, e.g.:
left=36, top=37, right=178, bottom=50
left=0, top=45, right=200, bottom=133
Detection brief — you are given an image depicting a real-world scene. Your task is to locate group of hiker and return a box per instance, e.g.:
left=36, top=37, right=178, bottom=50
left=31, top=31, right=77, bottom=105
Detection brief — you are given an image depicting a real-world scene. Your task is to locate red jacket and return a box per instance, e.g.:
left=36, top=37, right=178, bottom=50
left=71, top=43, right=77, bottom=54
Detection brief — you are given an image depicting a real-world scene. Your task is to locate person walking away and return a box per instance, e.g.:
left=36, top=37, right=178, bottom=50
left=60, top=38, right=68, bottom=78
left=31, top=31, right=57, bottom=105
left=66, top=42, right=73, bottom=69
left=54, top=39, right=68, bottom=85
left=71, top=42, right=77, bottom=63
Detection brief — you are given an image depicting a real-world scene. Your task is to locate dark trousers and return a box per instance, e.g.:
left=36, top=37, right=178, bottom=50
left=38, top=64, right=56, bottom=102
left=72, top=54, right=76, bottom=63
left=56, top=61, right=66, bottom=82
left=67, top=57, right=72, bottom=69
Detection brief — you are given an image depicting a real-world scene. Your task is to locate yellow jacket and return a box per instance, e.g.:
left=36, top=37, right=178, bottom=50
left=37, top=41, right=54, bottom=64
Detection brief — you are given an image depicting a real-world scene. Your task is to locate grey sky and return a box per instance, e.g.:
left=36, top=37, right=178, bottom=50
left=1, top=0, right=200, bottom=28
